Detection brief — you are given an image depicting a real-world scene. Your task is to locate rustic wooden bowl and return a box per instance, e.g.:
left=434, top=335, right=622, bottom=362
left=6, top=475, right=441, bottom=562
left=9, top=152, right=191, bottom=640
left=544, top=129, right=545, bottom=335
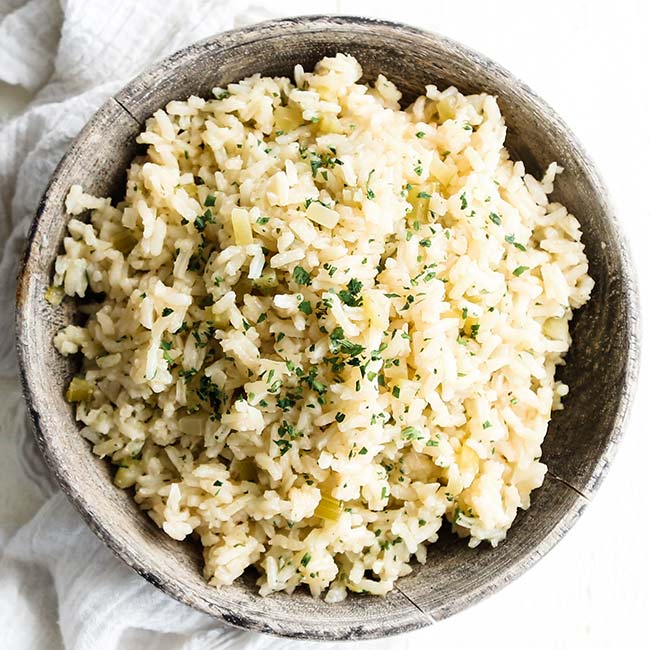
left=15, top=15, right=640, bottom=640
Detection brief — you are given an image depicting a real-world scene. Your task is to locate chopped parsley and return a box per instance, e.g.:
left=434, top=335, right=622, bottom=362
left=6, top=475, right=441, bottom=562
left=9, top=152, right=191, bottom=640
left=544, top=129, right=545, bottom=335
left=274, top=439, right=292, bottom=455
left=323, top=262, right=337, bottom=277
left=489, top=212, right=502, bottom=225
left=292, top=266, right=312, bottom=286
left=505, top=234, right=526, bottom=251
left=366, top=169, right=376, bottom=200
left=401, top=426, right=420, bottom=440
left=161, top=307, right=174, bottom=317
left=513, top=266, right=530, bottom=277
left=298, top=299, right=313, bottom=315
left=338, top=278, right=363, bottom=307
left=194, top=208, right=215, bottom=232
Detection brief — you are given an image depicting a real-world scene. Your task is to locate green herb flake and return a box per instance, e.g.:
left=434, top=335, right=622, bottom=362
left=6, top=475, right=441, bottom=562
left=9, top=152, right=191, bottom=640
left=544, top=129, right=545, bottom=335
left=292, top=266, right=312, bottom=286
left=274, top=439, right=292, bottom=455
left=298, top=300, right=313, bottom=315
left=324, top=262, right=337, bottom=277
left=415, top=131, right=425, bottom=138
left=489, top=212, right=502, bottom=225
left=401, top=426, right=420, bottom=440
left=366, top=169, right=376, bottom=200
left=204, top=194, right=216, bottom=207
left=338, top=278, right=363, bottom=307
left=513, top=266, right=530, bottom=277
left=161, top=307, right=174, bottom=317
left=505, top=234, right=526, bottom=250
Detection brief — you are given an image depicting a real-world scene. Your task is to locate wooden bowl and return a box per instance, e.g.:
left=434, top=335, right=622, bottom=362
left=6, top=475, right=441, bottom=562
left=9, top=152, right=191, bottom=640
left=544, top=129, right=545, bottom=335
left=15, top=15, right=640, bottom=640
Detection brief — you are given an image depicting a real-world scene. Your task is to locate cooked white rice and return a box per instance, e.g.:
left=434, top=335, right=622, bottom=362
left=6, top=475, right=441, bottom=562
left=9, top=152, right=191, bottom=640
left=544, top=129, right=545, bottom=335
left=51, top=54, right=593, bottom=601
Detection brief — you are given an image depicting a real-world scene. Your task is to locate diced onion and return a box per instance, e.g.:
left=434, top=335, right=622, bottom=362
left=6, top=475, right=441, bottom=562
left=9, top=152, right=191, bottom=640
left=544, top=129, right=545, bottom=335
left=306, top=202, right=339, bottom=229
left=231, top=208, right=253, bottom=245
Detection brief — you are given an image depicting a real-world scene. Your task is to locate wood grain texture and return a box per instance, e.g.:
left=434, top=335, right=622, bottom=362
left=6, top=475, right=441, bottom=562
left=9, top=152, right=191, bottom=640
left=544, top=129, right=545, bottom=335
left=15, top=15, right=640, bottom=641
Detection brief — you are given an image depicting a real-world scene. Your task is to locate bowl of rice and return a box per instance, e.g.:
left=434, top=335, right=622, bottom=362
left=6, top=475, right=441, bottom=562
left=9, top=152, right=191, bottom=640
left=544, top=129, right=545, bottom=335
left=16, top=15, right=639, bottom=640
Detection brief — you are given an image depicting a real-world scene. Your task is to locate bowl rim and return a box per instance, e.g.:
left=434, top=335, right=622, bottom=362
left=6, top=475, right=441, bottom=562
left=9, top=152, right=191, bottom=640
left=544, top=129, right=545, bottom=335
left=15, top=13, right=641, bottom=641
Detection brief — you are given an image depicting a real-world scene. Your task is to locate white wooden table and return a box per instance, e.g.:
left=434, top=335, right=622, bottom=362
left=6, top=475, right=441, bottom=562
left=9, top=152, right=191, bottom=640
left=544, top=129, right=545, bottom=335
left=1, top=1, right=648, bottom=648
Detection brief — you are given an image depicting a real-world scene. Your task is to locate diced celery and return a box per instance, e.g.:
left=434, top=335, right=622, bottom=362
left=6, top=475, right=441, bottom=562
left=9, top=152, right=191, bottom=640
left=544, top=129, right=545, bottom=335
left=458, top=444, right=479, bottom=475
left=318, top=115, right=345, bottom=135
left=407, top=185, right=429, bottom=223
left=114, top=458, right=141, bottom=489
left=45, top=285, right=64, bottom=305
left=543, top=317, right=565, bottom=340
left=430, top=157, right=455, bottom=186
left=314, top=493, right=342, bottom=522
left=437, top=96, right=457, bottom=122
left=65, top=377, right=93, bottom=402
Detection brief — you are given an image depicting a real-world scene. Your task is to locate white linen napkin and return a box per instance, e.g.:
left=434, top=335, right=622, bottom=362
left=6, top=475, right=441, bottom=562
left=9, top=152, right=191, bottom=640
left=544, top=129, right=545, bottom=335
left=0, top=2, right=334, bottom=648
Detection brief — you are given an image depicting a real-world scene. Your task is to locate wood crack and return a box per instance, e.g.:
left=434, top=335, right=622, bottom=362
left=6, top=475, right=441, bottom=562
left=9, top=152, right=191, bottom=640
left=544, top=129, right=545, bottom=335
left=111, top=96, right=140, bottom=125
left=548, top=471, right=591, bottom=502
left=396, top=586, right=436, bottom=625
